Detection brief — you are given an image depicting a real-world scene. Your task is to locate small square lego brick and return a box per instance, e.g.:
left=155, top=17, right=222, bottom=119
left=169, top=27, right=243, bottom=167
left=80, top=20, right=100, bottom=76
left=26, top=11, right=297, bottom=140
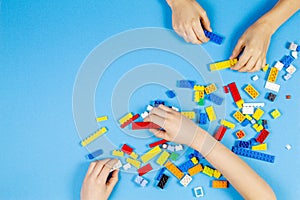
left=157, top=174, right=169, bottom=189
left=146, top=104, right=153, bottom=111
left=223, top=86, right=229, bottom=93
left=165, top=90, right=176, bottom=98
left=236, top=140, right=251, bottom=149
left=252, top=123, right=264, bottom=132
left=289, top=42, right=298, bottom=51
left=180, top=174, right=193, bottom=187
left=175, top=144, right=183, bottom=151
left=252, top=108, right=264, bottom=121
left=191, top=157, right=198, bottom=165
left=213, top=170, right=222, bottom=179
left=167, top=145, right=175, bottom=152
left=235, top=130, right=246, bottom=139
left=193, top=186, right=204, bottom=198
left=262, top=64, right=269, bottom=72
left=235, top=99, right=244, bottom=109
left=153, top=100, right=165, bottom=107
left=170, top=152, right=179, bottom=161
left=267, top=92, right=277, bottom=102
left=286, top=64, right=297, bottom=74
left=134, top=175, right=148, bottom=187
left=280, top=55, right=294, bottom=68
left=199, top=113, right=208, bottom=124
left=285, top=144, right=292, bottom=150
left=242, top=106, right=254, bottom=115
left=141, top=111, right=149, bottom=119
left=270, top=109, right=281, bottom=119
left=198, top=98, right=205, bottom=106
left=241, top=119, right=250, bottom=127
left=283, top=73, right=292, bottom=81
left=251, top=75, right=259, bottom=81
left=274, top=61, right=284, bottom=71
left=286, top=95, right=291, bottom=99
left=87, top=149, right=103, bottom=159
left=291, top=51, right=298, bottom=59
left=123, top=163, right=131, bottom=171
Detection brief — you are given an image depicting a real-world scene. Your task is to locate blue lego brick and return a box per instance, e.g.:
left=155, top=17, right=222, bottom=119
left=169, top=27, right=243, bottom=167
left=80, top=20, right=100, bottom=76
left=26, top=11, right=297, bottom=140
left=165, top=90, right=176, bottom=98
left=199, top=113, right=208, bottom=124
left=249, top=138, right=259, bottom=146
left=241, top=119, right=250, bottom=127
left=155, top=167, right=166, bottom=181
left=235, top=141, right=250, bottom=148
left=297, top=45, right=300, bottom=52
left=204, top=30, right=224, bottom=45
left=188, top=153, right=195, bottom=159
left=232, top=146, right=275, bottom=163
left=177, top=80, right=196, bottom=88
left=87, top=149, right=103, bottom=159
left=178, top=160, right=194, bottom=172
left=280, top=55, right=294, bottom=68
left=193, top=150, right=204, bottom=160
left=207, top=93, right=224, bottom=105
left=153, top=100, right=165, bottom=107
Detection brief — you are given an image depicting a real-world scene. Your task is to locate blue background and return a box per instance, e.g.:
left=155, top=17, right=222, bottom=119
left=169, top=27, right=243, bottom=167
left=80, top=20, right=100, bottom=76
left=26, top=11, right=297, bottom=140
left=1, top=0, right=300, bottom=199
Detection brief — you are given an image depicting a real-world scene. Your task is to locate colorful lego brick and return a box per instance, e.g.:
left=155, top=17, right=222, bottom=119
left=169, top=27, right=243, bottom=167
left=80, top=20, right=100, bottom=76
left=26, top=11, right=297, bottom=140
left=270, top=109, right=281, bottom=119
left=274, top=61, right=284, bottom=71
left=252, top=143, right=267, bottom=151
left=204, top=30, right=224, bottom=44
left=194, top=186, right=204, bottom=197
left=289, top=42, right=298, bottom=51
left=241, top=119, right=250, bottom=126
left=256, top=129, right=270, bottom=144
left=285, top=144, right=292, bottom=150
left=286, top=64, right=297, bottom=74
left=262, top=64, right=269, bottom=72
left=244, top=84, right=259, bottom=99
left=252, top=108, right=264, bottom=121
left=236, top=140, right=250, bottom=149
left=112, top=150, right=124, bottom=157
left=252, top=123, right=264, bottom=132
left=156, top=167, right=166, bottom=181
left=129, top=152, right=139, bottom=159
left=283, top=73, right=292, bottom=81
left=180, top=174, right=193, bottom=187
left=267, top=92, right=277, bottom=102
left=181, top=111, right=196, bottom=119
left=194, top=90, right=204, bottom=102
left=193, top=150, right=204, bottom=160
left=205, top=83, right=217, bottom=94
left=177, top=80, right=196, bottom=88
left=96, top=115, right=108, bottom=122
left=121, top=144, right=134, bottom=155
left=191, top=157, right=198, bottom=165
left=87, top=149, right=103, bottom=159
left=202, top=166, right=214, bottom=177
left=120, top=113, right=140, bottom=128
left=149, top=139, right=168, bottom=148
left=178, top=160, right=194, bottom=172
left=233, top=110, right=245, bottom=123
left=286, top=95, right=291, bottom=99
left=134, top=175, right=148, bottom=187
left=209, top=59, right=237, bottom=71
left=119, top=112, right=133, bottom=124
left=220, top=119, right=235, bottom=129
left=235, top=99, right=244, bottom=109
left=141, top=111, right=149, bottom=119
left=80, top=127, right=108, bottom=147
left=242, top=106, right=254, bottom=115
left=212, top=180, right=229, bottom=188
left=138, top=163, right=153, bottom=176
left=199, top=113, right=208, bottom=124
left=213, top=170, right=222, bottom=179
left=267, top=67, right=279, bottom=83
left=110, top=160, right=122, bottom=172
left=235, top=130, right=246, bottom=139
left=175, top=144, right=184, bottom=151
left=227, top=82, right=242, bottom=102
left=188, top=164, right=203, bottom=176
left=140, top=146, right=162, bottom=163
left=251, top=75, right=259, bottom=81
left=280, top=55, right=294, bottom=68
left=157, top=174, right=169, bottom=189
left=123, top=163, right=131, bottom=171
left=223, top=86, right=229, bottom=93
left=164, top=161, right=184, bottom=180
left=126, top=158, right=141, bottom=168
left=207, top=93, right=224, bottom=105
left=153, top=100, right=165, bottom=107
left=205, top=106, right=217, bottom=121
left=194, top=85, right=205, bottom=91
left=170, top=152, right=179, bottom=161
left=165, top=90, right=176, bottom=98
left=167, top=145, right=175, bottom=152
left=132, top=122, right=160, bottom=130
left=265, top=81, right=280, bottom=92
left=232, top=146, right=275, bottom=163
left=198, top=98, right=205, bottom=106
left=156, top=151, right=170, bottom=166
left=291, top=51, right=298, bottom=59
left=214, top=125, right=227, bottom=141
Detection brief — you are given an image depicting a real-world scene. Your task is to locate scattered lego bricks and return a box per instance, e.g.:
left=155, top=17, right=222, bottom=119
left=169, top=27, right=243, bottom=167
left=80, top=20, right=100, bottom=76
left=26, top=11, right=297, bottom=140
left=121, top=144, right=134, bottom=155
left=165, top=90, right=176, bottom=98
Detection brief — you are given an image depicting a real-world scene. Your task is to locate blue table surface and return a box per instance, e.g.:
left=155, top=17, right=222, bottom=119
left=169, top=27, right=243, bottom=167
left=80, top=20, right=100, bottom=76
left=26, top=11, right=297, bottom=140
left=1, top=0, right=300, bottom=199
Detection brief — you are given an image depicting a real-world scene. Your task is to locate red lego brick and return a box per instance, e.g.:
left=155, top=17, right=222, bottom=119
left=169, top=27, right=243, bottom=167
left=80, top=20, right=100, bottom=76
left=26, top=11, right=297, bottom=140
left=255, top=129, right=270, bottom=144
left=121, top=144, right=134, bottom=155
left=214, top=125, right=227, bottom=141
left=149, top=139, right=168, bottom=148
left=138, top=163, right=153, bottom=176
left=132, top=122, right=161, bottom=130
left=227, top=82, right=242, bottom=102
left=223, top=86, right=229, bottom=94
left=120, top=114, right=140, bottom=128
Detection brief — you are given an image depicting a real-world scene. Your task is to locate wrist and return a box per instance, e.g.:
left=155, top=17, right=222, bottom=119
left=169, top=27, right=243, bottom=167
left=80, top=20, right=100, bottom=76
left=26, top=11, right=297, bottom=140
left=166, top=0, right=193, bottom=8
left=254, top=18, right=277, bottom=35
left=190, top=127, right=206, bottom=150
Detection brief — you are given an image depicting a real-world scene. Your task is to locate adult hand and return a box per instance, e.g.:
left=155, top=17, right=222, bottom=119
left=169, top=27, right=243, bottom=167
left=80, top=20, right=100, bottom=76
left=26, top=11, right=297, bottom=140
left=230, top=21, right=273, bottom=72
left=166, top=0, right=212, bottom=44
left=81, top=159, right=119, bottom=200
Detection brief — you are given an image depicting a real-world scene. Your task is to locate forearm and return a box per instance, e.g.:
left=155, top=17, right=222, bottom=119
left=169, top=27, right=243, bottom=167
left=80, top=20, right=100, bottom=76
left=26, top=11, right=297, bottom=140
left=191, top=130, right=276, bottom=200
left=256, top=0, right=300, bottom=34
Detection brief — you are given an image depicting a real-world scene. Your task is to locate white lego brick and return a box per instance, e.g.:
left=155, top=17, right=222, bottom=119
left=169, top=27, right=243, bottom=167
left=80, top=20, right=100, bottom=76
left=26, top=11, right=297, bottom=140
left=251, top=75, right=259, bottom=81
left=243, top=103, right=265, bottom=107
left=171, top=106, right=179, bottom=112
left=123, top=163, right=131, bottom=170
left=110, top=160, right=122, bottom=172
left=285, top=144, right=292, bottom=150
left=161, top=143, right=168, bottom=149
left=175, top=144, right=183, bottom=151
left=167, top=145, right=175, bottom=152
left=265, top=81, right=280, bottom=93
left=274, top=61, right=284, bottom=71
left=146, top=105, right=153, bottom=111
left=134, top=175, right=148, bottom=187
left=283, top=73, right=292, bottom=81
left=289, top=42, right=298, bottom=51
left=141, top=111, right=149, bottom=119
left=291, top=51, right=298, bottom=59
left=286, top=64, right=296, bottom=74
left=180, top=174, right=192, bottom=187
left=194, top=186, right=204, bottom=197
left=250, top=119, right=256, bottom=124
left=242, top=106, right=254, bottom=115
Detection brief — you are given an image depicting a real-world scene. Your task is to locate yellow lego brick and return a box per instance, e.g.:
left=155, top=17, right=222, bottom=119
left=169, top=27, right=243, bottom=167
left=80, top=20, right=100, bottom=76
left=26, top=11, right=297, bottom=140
left=181, top=111, right=196, bottom=119
left=235, top=99, right=244, bottom=109
left=252, top=143, right=267, bottom=151
left=213, top=170, right=222, bottom=179
left=156, top=151, right=170, bottom=166
left=188, top=164, right=203, bottom=176
left=233, top=111, right=245, bottom=123
left=165, top=161, right=184, bottom=180
left=209, top=59, right=238, bottom=71
left=96, top=115, right=108, bottom=122
left=212, top=180, right=228, bottom=188
left=202, top=166, right=214, bottom=177
left=193, top=85, right=204, bottom=91
left=270, top=109, right=281, bottom=119
left=252, top=108, right=264, bottom=120
left=129, top=152, right=139, bottom=159
left=205, top=83, right=217, bottom=94
left=140, top=146, right=162, bottom=163
left=267, top=67, right=279, bottom=83
left=244, top=84, right=259, bottom=99
left=191, top=157, right=198, bottom=165
left=112, top=150, right=124, bottom=157
left=220, top=119, right=235, bottom=129
left=126, top=158, right=141, bottom=168
left=194, top=91, right=201, bottom=102
left=245, top=114, right=252, bottom=121
left=262, top=64, right=269, bottom=72
left=252, top=123, right=264, bottom=132
left=119, top=112, right=133, bottom=124
left=205, top=106, right=217, bottom=121
left=80, top=127, right=107, bottom=147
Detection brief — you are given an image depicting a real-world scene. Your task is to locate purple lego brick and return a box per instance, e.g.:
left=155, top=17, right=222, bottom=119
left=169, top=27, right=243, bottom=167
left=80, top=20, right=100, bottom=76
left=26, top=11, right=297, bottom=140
left=204, top=30, right=224, bottom=45
left=232, top=146, right=275, bottom=163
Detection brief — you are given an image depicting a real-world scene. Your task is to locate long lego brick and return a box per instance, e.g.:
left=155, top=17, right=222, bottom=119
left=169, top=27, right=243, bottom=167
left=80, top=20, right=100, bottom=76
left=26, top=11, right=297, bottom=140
left=164, top=161, right=184, bottom=180
left=121, top=144, right=134, bottom=155
left=140, top=146, right=162, bottom=163
left=156, top=151, right=170, bottom=166
left=126, top=158, right=141, bottom=168
left=96, top=115, right=108, bottom=122
left=132, top=122, right=161, bottom=130
left=178, top=160, right=194, bottom=172
left=267, top=67, right=279, bottom=83
left=212, top=180, right=229, bottom=188
left=149, top=139, right=168, bottom=148
left=138, top=163, right=153, bottom=176
left=205, top=106, right=217, bottom=121
left=119, top=112, right=133, bottom=124
left=202, top=166, right=214, bottom=177
left=227, top=82, right=242, bottom=102
left=214, top=125, right=227, bottom=141
left=188, top=164, right=203, bottom=176
left=181, top=111, right=196, bottom=119
left=87, top=149, right=103, bottom=159
left=255, top=129, right=270, bottom=144
left=120, top=114, right=140, bottom=128
left=220, top=119, right=235, bottom=129
left=207, top=93, right=224, bottom=105
left=80, top=127, right=108, bottom=147
left=204, top=30, right=224, bottom=44
left=157, top=174, right=169, bottom=189
left=231, top=146, right=275, bottom=163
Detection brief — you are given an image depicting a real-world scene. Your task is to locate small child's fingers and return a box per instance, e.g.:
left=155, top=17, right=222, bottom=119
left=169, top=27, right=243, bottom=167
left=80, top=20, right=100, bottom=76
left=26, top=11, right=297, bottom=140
left=192, top=19, right=207, bottom=43
left=231, top=53, right=250, bottom=71
left=92, top=159, right=110, bottom=178
left=149, top=129, right=168, bottom=140
left=150, top=107, right=168, bottom=118
left=230, top=39, right=244, bottom=60
left=200, top=11, right=212, bottom=32
left=185, top=26, right=200, bottom=44
left=86, top=161, right=97, bottom=176
left=158, top=104, right=174, bottom=113
left=97, top=159, right=118, bottom=183
left=147, top=114, right=166, bottom=128
left=239, top=56, right=257, bottom=72
left=249, top=58, right=263, bottom=72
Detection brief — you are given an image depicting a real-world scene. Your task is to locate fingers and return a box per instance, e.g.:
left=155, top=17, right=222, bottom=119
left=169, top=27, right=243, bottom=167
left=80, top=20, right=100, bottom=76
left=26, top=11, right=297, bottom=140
left=249, top=58, right=264, bottom=72
left=86, top=161, right=97, bottom=176
left=239, top=56, right=258, bottom=72
left=106, top=169, right=119, bottom=193
left=149, top=129, right=168, bottom=140
left=192, top=19, right=208, bottom=43
left=230, top=39, right=245, bottom=60
left=184, top=24, right=200, bottom=44
left=231, top=51, right=251, bottom=71
left=150, top=107, right=168, bottom=118
left=199, top=10, right=212, bottom=32
left=158, top=104, right=174, bottom=112
left=147, top=114, right=166, bottom=128
left=91, top=159, right=110, bottom=178
left=97, top=159, right=118, bottom=183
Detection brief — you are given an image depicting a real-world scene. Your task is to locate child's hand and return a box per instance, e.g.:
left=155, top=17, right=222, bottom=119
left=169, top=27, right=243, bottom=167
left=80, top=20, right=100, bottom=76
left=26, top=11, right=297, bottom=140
left=230, top=21, right=273, bottom=72
left=144, top=105, right=202, bottom=147
left=166, top=0, right=212, bottom=44
left=81, top=159, right=119, bottom=200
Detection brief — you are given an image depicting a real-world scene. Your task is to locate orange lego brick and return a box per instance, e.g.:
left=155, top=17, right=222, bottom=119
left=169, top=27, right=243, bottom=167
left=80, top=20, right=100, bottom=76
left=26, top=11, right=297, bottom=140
left=164, top=161, right=184, bottom=180
left=212, top=180, right=229, bottom=188
left=233, top=111, right=245, bottom=123
left=188, top=164, right=203, bottom=176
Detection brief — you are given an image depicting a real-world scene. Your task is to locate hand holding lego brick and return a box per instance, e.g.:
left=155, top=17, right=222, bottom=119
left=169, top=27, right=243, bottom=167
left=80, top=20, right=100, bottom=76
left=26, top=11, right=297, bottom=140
left=166, top=0, right=211, bottom=44
left=81, top=159, right=119, bottom=200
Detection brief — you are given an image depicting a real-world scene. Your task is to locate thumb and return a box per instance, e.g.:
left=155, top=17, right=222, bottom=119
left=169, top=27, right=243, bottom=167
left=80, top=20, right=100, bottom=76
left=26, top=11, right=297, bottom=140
left=230, top=39, right=244, bottom=59
left=106, top=170, right=119, bottom=194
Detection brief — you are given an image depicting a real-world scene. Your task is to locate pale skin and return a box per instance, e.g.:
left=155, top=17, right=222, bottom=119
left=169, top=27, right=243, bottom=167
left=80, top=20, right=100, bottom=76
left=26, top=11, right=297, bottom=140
left=81, top=105, right=276, bottom=200
left=166, top=0, right=300, bottom=72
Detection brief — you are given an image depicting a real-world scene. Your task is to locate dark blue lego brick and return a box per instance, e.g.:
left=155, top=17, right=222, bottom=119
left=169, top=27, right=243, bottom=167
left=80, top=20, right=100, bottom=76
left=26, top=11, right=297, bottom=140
left=178, top=160, right=194, bottom=172
left=280, top=55, right=294, bottom=68
left=153, top=100, right=165, bottom=107
left=193, top=150, right=204, bottom=160
left=165, top=90, right=176, bottom=98
left=177, top=80, right=196, bottom=88
left=87, top=149, right=103, bottom=159
left=241, top=119, right=250, bottom=127
left=199, top=113, right=208, bottom=124
left=232, top=146, right=275, bottom=163
left=297, top=45, right=300, bottom=52
left=156, top=167, right=166, bottom=181
left=207, top=93, right=224, bottom=105
left=235, top=141, right=251, bottom=149
left=204, top=30, right=224, bottom=45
